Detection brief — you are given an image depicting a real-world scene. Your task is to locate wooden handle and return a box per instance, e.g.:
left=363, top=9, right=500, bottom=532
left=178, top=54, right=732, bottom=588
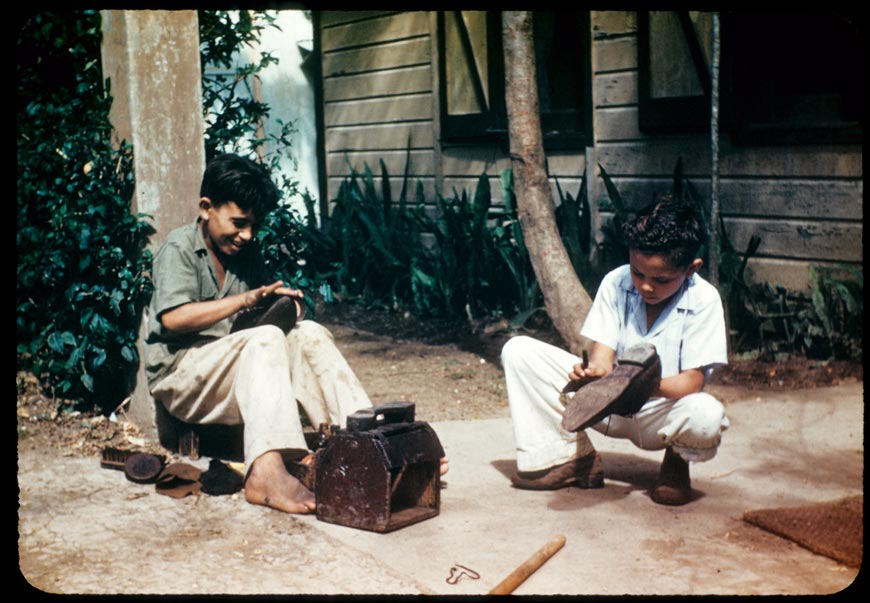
left=488, top=534, right=566, bottom=595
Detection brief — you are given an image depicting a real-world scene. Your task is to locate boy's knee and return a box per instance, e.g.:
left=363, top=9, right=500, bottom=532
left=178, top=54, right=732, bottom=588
left=289, top=320, right=335, bottom=346
left=501, top=335, right=533, bottom=367
left=682, top=393, right=727, bottom=434
left=247, top=324, right=288, bottom=346
left=659, top=393, right=729, bottom=461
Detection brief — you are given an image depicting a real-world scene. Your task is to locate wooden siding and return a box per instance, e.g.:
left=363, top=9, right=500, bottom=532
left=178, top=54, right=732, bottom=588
left=318, top=10, right=863, bottom=291
left=321, top=11, right=436, bottom=204
left=588, top=11, right=863, bottom=291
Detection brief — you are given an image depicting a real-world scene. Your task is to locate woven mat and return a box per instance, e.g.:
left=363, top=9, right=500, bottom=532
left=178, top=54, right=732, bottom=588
left=742, top=495, right=863, bottom=568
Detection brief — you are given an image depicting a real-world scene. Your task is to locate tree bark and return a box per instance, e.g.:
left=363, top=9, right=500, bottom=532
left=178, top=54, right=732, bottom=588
left=502, top=11, right=593, bottom=355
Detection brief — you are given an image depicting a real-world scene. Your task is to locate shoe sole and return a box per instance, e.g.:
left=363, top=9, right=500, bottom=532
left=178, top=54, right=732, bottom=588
left=561, top=344, right=661, bottom=432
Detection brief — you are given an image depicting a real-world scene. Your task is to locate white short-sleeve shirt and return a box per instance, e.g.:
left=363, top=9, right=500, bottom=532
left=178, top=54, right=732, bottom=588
left=580, top=264, right=728, bottom=380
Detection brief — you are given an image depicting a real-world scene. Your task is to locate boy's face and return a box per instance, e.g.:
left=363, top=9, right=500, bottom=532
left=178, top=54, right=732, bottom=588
left=628, top=250, right=702, bottom=308
left=199, top=198, right=257, bottom=257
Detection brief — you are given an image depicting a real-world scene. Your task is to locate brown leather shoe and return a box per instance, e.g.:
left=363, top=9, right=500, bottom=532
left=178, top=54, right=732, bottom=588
left=562, top=343, right=662, bottom=433
left=651, top=447, right=692, bottom=506
left=512, top=452, right=604, bottom=490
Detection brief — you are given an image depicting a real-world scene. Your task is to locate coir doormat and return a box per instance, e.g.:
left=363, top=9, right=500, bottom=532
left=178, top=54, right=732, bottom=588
left=742, top=495, right=863, bottom=568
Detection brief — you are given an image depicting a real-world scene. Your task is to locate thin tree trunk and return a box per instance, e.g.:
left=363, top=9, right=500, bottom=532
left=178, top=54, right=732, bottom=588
left=502, top=11, right=593, bottom=355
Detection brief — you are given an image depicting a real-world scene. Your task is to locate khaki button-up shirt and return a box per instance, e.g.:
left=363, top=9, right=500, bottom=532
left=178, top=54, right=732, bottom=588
left=144, top=219, right=269, bottom=389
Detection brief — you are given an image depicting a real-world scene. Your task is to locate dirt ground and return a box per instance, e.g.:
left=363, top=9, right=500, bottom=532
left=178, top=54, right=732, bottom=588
left=15, top=300, right=863, bottom=460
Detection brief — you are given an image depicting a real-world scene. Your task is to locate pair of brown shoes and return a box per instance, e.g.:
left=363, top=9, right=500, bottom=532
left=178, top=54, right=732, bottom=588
left=512, top=447, right=693, bottom=505
left=511, top=452, right=604, bottom=490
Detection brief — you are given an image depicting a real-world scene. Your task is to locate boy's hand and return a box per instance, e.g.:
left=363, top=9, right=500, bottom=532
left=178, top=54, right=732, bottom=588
left=566, top=349, right=609, bottom=388
left=567, top=363, right=607, bottom=385
left=243, top=281, right=304, bottom=310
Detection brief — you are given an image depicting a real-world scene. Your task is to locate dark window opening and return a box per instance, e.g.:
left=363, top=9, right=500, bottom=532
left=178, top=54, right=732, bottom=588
left=721, top=11, right=862, bottom=145
left=639, top=11, right=863, bottom=145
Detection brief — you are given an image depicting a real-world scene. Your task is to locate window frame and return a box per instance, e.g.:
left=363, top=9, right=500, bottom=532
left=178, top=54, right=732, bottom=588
left=638, top=10, right=864, bottom=145
left=719, top=11, right=863, bottom=146
left=437, top=10, right=593, bottom=149
left=637, top=11, right=711, bottom=134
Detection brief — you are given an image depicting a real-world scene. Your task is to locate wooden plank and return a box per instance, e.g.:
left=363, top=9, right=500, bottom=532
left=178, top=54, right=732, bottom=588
left=722, top=217, right=862, bottom=263
left=719, top=145, right=863, bottom=179
left=743, top=257, right=861, bottom=292
left=327, top=149, right=435, bottom=177
left=594, top=72, right=638, bottom=107
left=592, top=11, right=637, bottom=38
left=439, top=175, right=590, bottom=209
left=594, top=37, right=637, bottom=72
left=320, top=11, right=398, bottom=29
left=440, top=147, right=511, bottom=176
left=323, top=38, right=431, bottom=76
left=327, top=123, right=435, bottom=151
left=322, top=11, right=429, bottom=52
left=598, top=141, right=864, bottom=178
left=324, top=66, right=432, bottom=102
left=325, top=94, right=433, bottom=126
left=597, top=140, right=710, bottom=176
left=600, top=177, right=863, bottom=221
left=595, top=107, right=643, bottom=142
left=720, top=179, right=863, bottom=220
left=547, top=153, right=587, bottom=178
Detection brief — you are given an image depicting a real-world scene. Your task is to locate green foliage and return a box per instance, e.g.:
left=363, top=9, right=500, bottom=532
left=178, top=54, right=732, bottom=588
left=287, top=159, right=545, bottom=322
left=198, top=10, right=313, bottom=311
left=595, top=163, right=632, bottom=275
left=412, top=174, right=501, bottom=318
left=17, top=10, right=154, bottom=411
left=492, top=169, right=542, bottom=321
left=199, top=10, right=280, bottom=162
left=553, top=173, right=598, bottom=296
left=738, top=266, right=863, bottom=361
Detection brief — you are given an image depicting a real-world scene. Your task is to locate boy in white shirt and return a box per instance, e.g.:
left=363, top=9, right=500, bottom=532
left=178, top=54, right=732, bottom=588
left=502, top=195, right=729, bottom=505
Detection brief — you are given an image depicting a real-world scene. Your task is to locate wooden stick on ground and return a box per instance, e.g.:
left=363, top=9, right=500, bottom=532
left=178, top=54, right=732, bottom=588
left=488, top=534, right=566, bottom=595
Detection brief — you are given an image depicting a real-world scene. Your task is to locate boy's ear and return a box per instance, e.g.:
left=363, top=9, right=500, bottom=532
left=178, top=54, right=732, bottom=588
left=199, top=197, right=212, bottom=219
left=686, top=258, right=703, bottom=276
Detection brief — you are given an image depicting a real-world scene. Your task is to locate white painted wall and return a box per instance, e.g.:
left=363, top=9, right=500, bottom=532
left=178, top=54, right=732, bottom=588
left=205, top=10, right=319, bottom=218
left=249, top=10, right=319, bottom=217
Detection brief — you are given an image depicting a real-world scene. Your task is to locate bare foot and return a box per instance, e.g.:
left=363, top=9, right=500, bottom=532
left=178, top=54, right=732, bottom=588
left=244, top=450, right=316, bottom=514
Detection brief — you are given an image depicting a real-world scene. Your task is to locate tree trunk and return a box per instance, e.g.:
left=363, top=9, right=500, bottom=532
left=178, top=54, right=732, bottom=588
left=502, top=11, right=593, bottom=355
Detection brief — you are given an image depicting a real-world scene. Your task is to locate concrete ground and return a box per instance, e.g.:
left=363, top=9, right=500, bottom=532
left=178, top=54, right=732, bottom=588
left=18, top=382, right=863, bottom=596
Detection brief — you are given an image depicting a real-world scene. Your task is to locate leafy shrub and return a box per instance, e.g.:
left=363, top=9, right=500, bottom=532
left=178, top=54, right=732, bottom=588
left=199, top=10, right=313, bottom=309
left=738, top=266, right=863, bottom=361
left=17, top=10, right=153, bottom=411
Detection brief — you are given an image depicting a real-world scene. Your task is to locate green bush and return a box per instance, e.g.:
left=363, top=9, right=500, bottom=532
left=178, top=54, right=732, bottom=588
left=199, top=10, right=313, bottom=309
left=288, top=162, right=546, bottom=322
left=17, top=10, right=153, bottom=411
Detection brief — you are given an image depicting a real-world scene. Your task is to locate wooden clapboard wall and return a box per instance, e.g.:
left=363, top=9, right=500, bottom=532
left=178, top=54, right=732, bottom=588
left=320, top=11, right=437, bottom=203
left=318, top=10, right=862, bottom=291
left=589, top=12, right=862, bottom=291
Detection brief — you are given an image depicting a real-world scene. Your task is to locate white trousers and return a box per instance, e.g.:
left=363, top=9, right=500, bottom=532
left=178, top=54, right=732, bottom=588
left=151, top=321, right=372, bottom=468
left=502, top=336, right=729, bottom=472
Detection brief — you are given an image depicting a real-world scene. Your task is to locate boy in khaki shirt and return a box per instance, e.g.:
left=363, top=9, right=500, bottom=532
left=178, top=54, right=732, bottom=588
left=145, top=153, right=373, bottom=514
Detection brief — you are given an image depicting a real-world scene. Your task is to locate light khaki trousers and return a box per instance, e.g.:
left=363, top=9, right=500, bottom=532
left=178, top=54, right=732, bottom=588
left=151, top=321, right=371, bottom=468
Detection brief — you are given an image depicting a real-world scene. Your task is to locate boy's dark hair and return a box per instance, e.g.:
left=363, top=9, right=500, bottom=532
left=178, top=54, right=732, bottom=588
left=621, top=195, right=707, bottom=268
left=200, top=153, right=279, bottom=220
